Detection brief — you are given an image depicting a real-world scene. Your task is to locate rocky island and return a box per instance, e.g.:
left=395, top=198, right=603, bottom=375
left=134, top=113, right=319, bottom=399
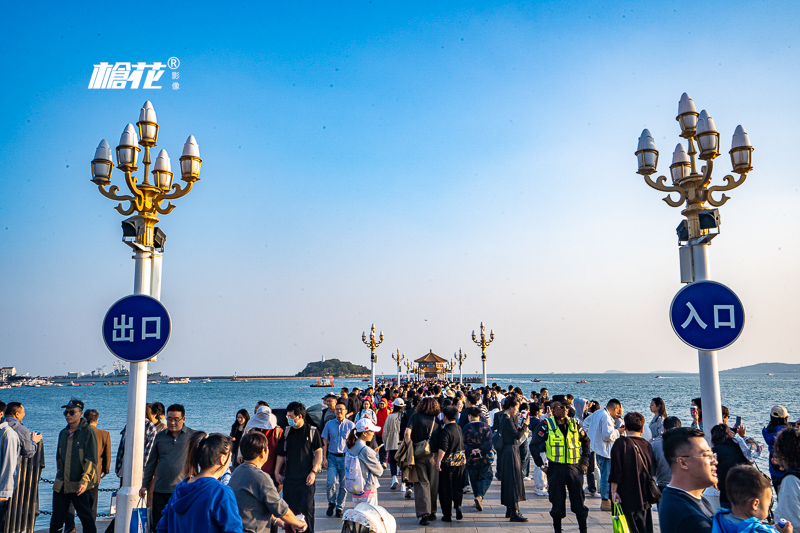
left=295, top=358, right=370, bottom=377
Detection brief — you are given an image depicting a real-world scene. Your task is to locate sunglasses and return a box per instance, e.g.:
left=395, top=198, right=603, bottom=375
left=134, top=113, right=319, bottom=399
left=63, top=409, right=79, bottom=416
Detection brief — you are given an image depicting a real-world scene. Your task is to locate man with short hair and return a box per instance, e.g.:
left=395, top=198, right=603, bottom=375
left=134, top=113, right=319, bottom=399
left=275, top=402, right=323, bottom=533
left=462, top=406, right=493, bottom=511
left=3, top=402, right=42, bottom=459
left=140, top=404, right=195, bottom=529
left=587, top=398, right=623, bottom=511
left=84, top=409, right=111, bottom=519
left=658, top=427, right=717, bottom=533
left=321, top=401, right=354, bottom=518
left=347, top=389, right=362, bottom=421
left=320, top=394, right=338, bottom=427
left=0, top=415, right=21, bottom=532
left=50, top=399, right=98, bottom=533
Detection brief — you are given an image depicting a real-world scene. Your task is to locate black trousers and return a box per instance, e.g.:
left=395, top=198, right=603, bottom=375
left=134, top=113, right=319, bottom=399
left=546, top=463, right=588, bottom=520
left=585, top=452, right=597, bottom=493
left=152, top=491, right=173, bottom=531
left=50, top=489, right=96, bottom=533
left=283, top=477, right=316, bottom=533
left=437, top=464, right=465, bottom=518
left=625, top=508, right=654, bottom=533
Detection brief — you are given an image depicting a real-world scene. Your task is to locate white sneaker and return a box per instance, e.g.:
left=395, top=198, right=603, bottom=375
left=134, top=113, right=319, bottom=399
left=391, top=477, right=399, bottom=490
left=524, top=476, right=532, bottom=481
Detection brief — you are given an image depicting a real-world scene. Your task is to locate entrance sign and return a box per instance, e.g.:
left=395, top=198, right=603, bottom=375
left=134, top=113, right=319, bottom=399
left=669, top=281, right=744, bottom=351
left=103, top=295, right=171, bottom=362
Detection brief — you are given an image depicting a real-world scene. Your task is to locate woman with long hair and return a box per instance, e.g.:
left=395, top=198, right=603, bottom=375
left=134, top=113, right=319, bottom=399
left=384, top=399, right=405, bottom=490
left=648, top=398, right=667, bottom=441
left=230, top=409, right=250, bottom=469
left=355, top=397, right=377, bottom=424
left=498, top=395, right=529, bottom=522
left=156, top=432, right=243, bottom=533
left=404, top=396, right=441, bottom=525
left=345, top=419, right=385, bottom=506
left=710, top=423, right=750, bottom=509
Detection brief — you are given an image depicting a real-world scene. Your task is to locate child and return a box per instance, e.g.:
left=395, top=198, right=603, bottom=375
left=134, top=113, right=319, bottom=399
left=711, top=465, right=793, bottom=533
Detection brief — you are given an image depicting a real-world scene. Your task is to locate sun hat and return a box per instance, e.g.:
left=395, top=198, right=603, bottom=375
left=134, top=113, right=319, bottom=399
left=246, top=405, right=276, bottom=431
left=771, top=405, right=789, bottom=418
left=355, top=418, right=381, bottom=433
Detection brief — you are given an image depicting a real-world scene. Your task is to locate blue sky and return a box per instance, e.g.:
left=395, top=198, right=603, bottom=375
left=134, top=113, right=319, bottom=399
left=2, top=1, right=800, bottom=377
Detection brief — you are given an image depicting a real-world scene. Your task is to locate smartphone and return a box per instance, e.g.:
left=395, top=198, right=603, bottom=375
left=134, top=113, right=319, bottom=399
left=735, top=416, right=742, bottom=428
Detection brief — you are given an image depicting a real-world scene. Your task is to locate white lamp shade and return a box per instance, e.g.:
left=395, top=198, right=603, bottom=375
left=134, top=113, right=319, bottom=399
left=730, top=125, right=753, bottom=173
left=636, top=129, right=659, bottom=174
left=670, top=144, right=691, bottom=182
left=91, top=139, right=114, bottom=183
left=696, top=110, right=720, bottom=159
left=137, top=101, right=159, bottom=143
left=139, top=101, right=157, bottom=123
left=677, top=93, right=699, bottom=135
left=117, top=124, right=139, bottom=166
left=154, top=149, right=171, bottom=172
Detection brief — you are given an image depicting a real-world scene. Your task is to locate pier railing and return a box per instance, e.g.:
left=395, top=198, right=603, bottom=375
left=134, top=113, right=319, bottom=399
left=3, top=445, right=44, bottom=533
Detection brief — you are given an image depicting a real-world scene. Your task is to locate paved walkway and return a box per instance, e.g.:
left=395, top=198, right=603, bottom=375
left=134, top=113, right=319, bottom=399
left=40, top=468, right=660, bottom=532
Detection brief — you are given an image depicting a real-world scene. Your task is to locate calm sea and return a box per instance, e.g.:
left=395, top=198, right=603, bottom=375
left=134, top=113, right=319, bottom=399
left=7, top=372, right=797, bottom=527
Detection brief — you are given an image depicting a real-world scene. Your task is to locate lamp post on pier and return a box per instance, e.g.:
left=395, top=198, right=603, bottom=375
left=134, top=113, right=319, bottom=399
left=636, top=92, right=752, bottom=440
left=404, top=360, right=412, bottom=383
left=471, top=322, right=494, bottom=387
left=362, top=324, right=384, bottom=390
left=90, top=101, right=201, bottom=533
left=454, top=349, right=467, bottom=384
left=391, top=349, right=405, bottom=385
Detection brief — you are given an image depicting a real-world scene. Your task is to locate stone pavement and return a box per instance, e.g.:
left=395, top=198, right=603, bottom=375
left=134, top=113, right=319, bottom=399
left=39, top=468, right=661, bottom=532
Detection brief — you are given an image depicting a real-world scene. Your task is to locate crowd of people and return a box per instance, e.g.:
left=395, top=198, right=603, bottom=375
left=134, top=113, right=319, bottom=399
left=0, top=379, right=798, bottom=533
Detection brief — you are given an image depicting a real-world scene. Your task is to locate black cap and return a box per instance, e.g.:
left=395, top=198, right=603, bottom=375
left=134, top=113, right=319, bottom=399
left=550, top=395, right=569, bottom=406
left=61, top=398, right=85, bottom=410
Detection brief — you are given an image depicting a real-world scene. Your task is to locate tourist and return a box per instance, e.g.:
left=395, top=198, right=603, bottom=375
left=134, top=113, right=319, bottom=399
left=140, top=404, right=196, bottom=528
left=253, top=401, right=278, bottom=428
left=773, top=426, right=800, bottom=528
left=649, top=398, right=668, bottom=441
left=434, top=405, right=465, bottom=522
left=498, top=395, right=530, bottom=522
left=321, top=401, right=354, bottom=518
left=531, top=395, right=590, bottom=532
left=587, top=398, right=623, bottom=512
left=710, top=424, right=751, bottom=509
left=115, top=404, right=159, bottom=481
left=462, top=406, right=493, bottom=510
left=528, top=401, right=549, bottom=496
left=245, top=406, right=284, bottom=487
left=691, top=397, right=703, bottom=431
left=375, top=398, right=390, bottom=467
left=658, top=427, right=717, bottom=533
left=347, top=388, right=363, bottom=421
left=711, top=465, right=792, bottom=533
left=383, top=398, right=404, bottom=491
left=150, top=402, right=167, bottom=432
left=763, top=405, right=791, bottom=491
left=275, top=402, right=323, bottom=533
left=404, top=396, right=440, bottom=525
left=320, top=393, right=338, bottom=427
left=50, top=399, right=98, bottom=533
left=355, top=397, right=377, bottom=424
left=345, top=418, right=384, bottom=506
left=84, top=409, right=111, bottom=519
left=228, top=432, right=307, bottom=533
left=609, top=412, right=656, bottom=533
left=230, top=409, right=250, bottom=469
left=156, top=432, right=243, bottom=533
left=652, top=416, right=682, bottom=492
left=0, top=414, right=20, bottom=533
left=3, top=402, right=42, bottom=458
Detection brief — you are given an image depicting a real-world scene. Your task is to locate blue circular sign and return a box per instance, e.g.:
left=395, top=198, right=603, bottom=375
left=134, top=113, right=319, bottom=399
left=669, top=281, right=744, bottom=351
left=102, top=295, right=171, bottom=362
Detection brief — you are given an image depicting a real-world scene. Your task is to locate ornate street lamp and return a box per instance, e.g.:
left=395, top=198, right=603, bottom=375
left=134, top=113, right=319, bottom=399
left=403, top=360, right=412, bottom=383
left=454, top=349, right=467, bottom=384
left=636, top=92, right=752, bottom=440
left=91, top=101, right=201, bottom=533
left=471, top=322, right=494, bottom=387
left=391, top=349, right=405, bottom=384
left=362, top=324, right=384, bottom=389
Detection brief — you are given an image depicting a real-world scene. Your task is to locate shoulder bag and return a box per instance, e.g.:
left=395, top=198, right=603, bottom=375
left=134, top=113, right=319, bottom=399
left=632, top=441, right=661, bottom=504
left=413, top=417, right=436, bottom=459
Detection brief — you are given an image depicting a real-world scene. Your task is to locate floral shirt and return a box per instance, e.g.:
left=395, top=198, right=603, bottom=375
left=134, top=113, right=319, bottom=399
left=462, top=421, right=493, bottom=466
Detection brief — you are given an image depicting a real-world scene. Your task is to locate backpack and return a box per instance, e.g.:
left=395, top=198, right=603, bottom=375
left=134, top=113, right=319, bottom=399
left=492, top=430, right=504, bottom=453
left=345, top=449, right=366, bottom=496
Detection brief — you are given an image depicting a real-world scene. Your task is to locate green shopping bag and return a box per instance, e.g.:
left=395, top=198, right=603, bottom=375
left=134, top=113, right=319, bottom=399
left=612, top=503, right=630, bottom=533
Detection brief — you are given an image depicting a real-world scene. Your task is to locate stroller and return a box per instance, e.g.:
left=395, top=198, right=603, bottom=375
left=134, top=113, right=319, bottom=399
left=341, top=503, right=396, bottom=533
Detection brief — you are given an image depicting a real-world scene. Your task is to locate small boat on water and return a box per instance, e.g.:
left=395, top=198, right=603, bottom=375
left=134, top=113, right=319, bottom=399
left=311, top=377, right=335, bottom=388
left=531, top=379, right=542, bottom=382
left=576, top=379, right=589, bottom=384
left=166, top=378, right=190, bottom=384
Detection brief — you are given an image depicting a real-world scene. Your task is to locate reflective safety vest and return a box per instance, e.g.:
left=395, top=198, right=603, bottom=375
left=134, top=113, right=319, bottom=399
left=545, top=416, right=581, bottom=464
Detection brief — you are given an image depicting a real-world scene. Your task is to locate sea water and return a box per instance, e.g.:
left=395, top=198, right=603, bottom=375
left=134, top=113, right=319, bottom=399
left=6, top=372, right=797, bottom=528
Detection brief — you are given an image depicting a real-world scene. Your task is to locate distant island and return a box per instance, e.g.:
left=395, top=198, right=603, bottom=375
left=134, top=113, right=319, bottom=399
left=722, top=362, right=800, bottom=374
left=296, top=358, right=370, bottom=377
left=604, top=370, right=626, bottom=374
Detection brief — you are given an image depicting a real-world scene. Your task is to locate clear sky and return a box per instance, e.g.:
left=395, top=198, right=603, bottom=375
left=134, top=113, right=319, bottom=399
left=2, top=1, right=799, bottom=377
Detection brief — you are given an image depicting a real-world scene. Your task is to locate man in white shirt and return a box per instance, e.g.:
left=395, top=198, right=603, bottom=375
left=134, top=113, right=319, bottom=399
left=585, top=398, right=622, bottom=511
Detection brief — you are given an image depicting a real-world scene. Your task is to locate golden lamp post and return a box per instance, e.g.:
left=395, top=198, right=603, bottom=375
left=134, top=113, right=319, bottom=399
left=403, top=360, right=413, bottom=383
left=90, top=101, right=201, bottom=533
left=454, top=348, right=467, bottom=384
left=362, top=324, right=384, bottom=389
left=636, top=92, right=753, bottom=440
left=471, top=322, right=494, bottom=387
left=391, top=349, right=405, bottom=385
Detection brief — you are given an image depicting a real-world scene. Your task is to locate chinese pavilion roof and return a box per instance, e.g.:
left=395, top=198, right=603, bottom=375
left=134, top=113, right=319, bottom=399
left=415, top=350, right=447, bottom=364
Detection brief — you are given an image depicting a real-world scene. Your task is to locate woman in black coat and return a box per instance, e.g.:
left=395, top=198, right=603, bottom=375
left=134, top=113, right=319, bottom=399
left=498, top=396, right=530, bottom=521
left=711, top=423, right=750, bottom=508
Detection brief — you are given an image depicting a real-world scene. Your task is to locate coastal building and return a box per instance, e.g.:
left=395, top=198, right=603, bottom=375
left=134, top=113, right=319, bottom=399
left=414, top=350, right=448, bottom=379
left=0, top=367, right=16, bottom=380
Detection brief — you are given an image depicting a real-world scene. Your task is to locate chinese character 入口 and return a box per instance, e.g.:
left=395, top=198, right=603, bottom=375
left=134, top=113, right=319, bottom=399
left=680, top=302, right=708, bottom=330
left=714, top=305, right=735, bottom=328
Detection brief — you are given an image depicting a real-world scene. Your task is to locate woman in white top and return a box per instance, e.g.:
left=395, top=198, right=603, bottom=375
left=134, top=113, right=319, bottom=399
left=648, top=397, right=668, bottom=441
left=355, top=397, right=377, bottom=424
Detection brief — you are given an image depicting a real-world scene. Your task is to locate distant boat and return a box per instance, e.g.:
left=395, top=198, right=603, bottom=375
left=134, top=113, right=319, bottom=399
left=576, top=380, right=589, bottom=384
left=311, top=377, right=335, bottom=388
left=767, top=373, right=775, bottom=376
left=531, top=379, right=542, bottom=382
left=166, top=378, right=190, bottom=384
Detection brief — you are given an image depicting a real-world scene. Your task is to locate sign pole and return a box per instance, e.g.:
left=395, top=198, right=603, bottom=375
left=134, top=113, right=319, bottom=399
left=692, top=243, right=723, bottom=440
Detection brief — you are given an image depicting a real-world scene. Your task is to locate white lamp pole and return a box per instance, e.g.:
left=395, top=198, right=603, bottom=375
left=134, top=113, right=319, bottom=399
left=471, top=323, right=494, bottom=388
left=362, top=324, right=384, bottom=390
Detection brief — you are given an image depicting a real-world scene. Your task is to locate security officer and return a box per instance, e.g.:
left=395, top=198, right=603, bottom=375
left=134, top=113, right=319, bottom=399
left=531, top=395, right=591, bottom=533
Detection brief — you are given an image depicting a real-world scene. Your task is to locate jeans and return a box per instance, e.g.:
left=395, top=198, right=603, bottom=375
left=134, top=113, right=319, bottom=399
left=519, top=441, right=531, bottom=477
left=596, top=454, right=611, bottom=499
left=388, top=450, right=398, bottom=477
left=326, top=454, right=346, bottom=509
left=466, top=462, right=493, bottom=499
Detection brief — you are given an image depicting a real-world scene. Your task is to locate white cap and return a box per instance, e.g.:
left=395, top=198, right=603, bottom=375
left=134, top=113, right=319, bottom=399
left=355, top=418, right=381, bottom=433
left=392, top=398, right=405, bottom=407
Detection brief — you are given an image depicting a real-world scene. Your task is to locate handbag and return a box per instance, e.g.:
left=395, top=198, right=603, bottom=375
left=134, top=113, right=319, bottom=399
left=632, top=441, right=661, bottom=504
left=612, top=503, right=630, bottom=533
left=130, top=498, right=148, bottom=533
left=413, top=417, right=436, bottom=459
